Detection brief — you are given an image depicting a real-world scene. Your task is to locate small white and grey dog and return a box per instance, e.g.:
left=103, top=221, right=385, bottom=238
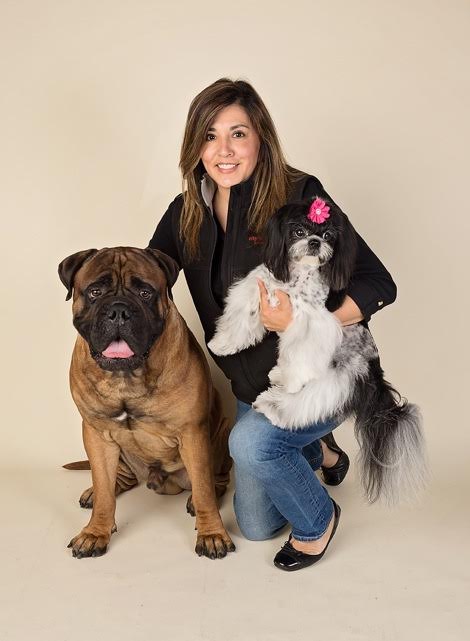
left=208, top=196, right=426, bottom=504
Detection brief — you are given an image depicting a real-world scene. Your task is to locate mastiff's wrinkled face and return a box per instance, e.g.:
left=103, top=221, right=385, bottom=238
left=59, top=247, right=179, bottom=371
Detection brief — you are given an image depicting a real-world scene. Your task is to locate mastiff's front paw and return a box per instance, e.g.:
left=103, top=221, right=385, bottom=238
left=195, top=531, right=236, bottom=560
left=67, top=526, right=115, bottom=558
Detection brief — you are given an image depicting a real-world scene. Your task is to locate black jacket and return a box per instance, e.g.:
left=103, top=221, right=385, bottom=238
left=148, top=172, right=397, bottom=404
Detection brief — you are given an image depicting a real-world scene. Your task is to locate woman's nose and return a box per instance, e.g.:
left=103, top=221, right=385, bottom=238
left=217, top=136, right=234, bottom=157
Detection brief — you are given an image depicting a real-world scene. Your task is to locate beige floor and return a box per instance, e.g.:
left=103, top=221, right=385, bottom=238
left=1, top=442, right=468, bottom=641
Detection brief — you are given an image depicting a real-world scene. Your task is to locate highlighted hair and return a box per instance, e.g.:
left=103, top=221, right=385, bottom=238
left=179, top=78, right=302, bottom=261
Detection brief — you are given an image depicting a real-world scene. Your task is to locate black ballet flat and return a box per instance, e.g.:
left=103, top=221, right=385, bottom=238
left=320, top=432, right=350, bottom=486
left=273, top=500, right=341, bottom=572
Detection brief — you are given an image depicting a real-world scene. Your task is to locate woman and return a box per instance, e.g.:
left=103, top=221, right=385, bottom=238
left=148, top=78, right=396, bottom=570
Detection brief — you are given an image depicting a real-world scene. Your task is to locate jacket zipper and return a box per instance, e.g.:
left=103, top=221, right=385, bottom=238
left=206, top=206, right=223, bottom=312
left=225, top=189, right=239, bottom=292
left=225, top=189, right=261, bottom=391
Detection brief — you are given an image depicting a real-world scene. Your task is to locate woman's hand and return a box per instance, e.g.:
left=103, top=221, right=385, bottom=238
left=333, top=295, right=364, bottom=326
left=257, top=279, right=293, bottom=332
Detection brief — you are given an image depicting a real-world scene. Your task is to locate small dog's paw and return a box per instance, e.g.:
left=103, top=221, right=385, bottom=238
left=278, top=364, right=319, bottom=391
left=253, top=395, right=283, bottom=426
left=207, top=337, right=234, bottom=356
left=284, top=378, right=305, bottom=394
left=254, top=388, right=275, bottom=404
left=268, top=366, right=283, bottom=385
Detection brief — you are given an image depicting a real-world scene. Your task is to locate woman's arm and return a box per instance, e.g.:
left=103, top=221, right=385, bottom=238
left=147, top=195, right=183, bottom=268
left=332, top=295, right=364, bottom=326
left=258, top=288, right=363, bottom=331
left=344, top=232, right=397, bottom=322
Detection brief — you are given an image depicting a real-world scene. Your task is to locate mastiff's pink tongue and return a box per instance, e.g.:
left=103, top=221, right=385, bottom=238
left=102, top=340, right=135, bottom=359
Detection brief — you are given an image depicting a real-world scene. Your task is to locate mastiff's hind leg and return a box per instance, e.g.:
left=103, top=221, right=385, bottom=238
left=79, top=455, right=139, bottom=508
left=186, top=389, right=233, bottom=518
left=210, top=390, right=233, bottom=499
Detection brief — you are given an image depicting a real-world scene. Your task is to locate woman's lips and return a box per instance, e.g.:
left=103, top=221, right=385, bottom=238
left=216, top=163, right=239, bottom=173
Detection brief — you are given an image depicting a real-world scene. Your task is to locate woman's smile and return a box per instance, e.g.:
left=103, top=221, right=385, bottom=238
left=216, top=162, right=239, bottom=172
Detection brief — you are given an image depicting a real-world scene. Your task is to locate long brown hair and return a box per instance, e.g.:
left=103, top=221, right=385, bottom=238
left=179, top=78, right=302, bottom=261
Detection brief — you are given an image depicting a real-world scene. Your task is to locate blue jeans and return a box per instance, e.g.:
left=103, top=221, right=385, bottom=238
left=229, top=400, right=336, bottom=542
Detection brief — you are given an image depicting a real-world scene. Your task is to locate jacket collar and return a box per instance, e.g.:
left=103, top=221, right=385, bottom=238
left=200, top=173, right=255, bottom=212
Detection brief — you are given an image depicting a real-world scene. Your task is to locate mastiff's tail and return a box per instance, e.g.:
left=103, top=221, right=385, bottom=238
left=62, top=460, right=90, bottom=470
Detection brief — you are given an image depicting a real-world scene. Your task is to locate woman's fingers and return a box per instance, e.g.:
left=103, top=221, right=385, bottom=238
left=275, top=289, right=290, bottom=309
left=257, top=279, right=269, bottom=310
left=257, top=280, right=292, bottom=331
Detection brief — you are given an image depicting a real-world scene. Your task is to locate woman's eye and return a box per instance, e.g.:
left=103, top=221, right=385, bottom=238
left=206, top=133, right=216, bottom=141
left=233, top=130, right=245, bottom=138
left=323, top=231, right=332, bottom=241
left=89, top=289, right=102, bottom=298
left=294, top=228, right=305, bottom=238
left=139, top=290, right=152, bottom=300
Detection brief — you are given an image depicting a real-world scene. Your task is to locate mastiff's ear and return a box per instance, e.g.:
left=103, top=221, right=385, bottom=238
left=58, top=249, right=98, bottom=301
left=145, top=248, right=180, bottom=289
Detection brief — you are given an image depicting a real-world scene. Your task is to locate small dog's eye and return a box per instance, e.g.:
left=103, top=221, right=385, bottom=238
left=89, top=289, right=102, bottom=298
left=294, top=228, right=305, bottom=238
left=323, top=231, right=332, bottom=241
left=139, top=290, right=152, bottom=300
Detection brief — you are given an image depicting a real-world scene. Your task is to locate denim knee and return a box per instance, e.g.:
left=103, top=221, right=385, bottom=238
left=236, top=515, right=285, bottom=541
left=229, top=418, right=281, bottom=477
left=228, top=419, right=251, bottom=467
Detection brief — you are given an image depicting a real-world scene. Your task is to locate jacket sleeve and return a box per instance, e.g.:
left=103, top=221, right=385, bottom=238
left=302, top=176, right=397, bottom=322
left=147, top=195, right=183, bottom=269
left=346, top=233, right=397, bottom=322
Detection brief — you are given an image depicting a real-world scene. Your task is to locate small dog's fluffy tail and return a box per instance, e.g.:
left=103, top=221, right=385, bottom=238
left=354, top=368, right=427, bottom=505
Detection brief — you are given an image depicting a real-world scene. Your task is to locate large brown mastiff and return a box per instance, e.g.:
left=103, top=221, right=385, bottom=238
left=59, top=247, right=235, bottom=559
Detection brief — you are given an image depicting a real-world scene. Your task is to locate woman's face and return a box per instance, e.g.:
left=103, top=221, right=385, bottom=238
left=200, top=104, right=260, bottom=191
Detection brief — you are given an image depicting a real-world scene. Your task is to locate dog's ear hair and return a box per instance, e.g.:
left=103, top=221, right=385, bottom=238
left=321, top=207, right=357, bottom=291
left=263, top=205, right=291, bottom=282
left=58, top=249, right=98, bottom=301
left=145, top=248, right=180, bottom=290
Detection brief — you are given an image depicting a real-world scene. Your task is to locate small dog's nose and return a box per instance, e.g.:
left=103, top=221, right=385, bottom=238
left=308, top=238, right=321, bottom=250
left=106, top=303, right=131, bottom=325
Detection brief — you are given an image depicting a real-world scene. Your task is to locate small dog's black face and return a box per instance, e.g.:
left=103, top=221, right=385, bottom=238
left=263, top=196, right=358, bottom=291
left=58, top=247, right=179, bottom=372
left=286, top=217, right=338, bottom=266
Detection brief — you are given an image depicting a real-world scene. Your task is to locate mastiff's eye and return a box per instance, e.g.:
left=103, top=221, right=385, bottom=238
left=322, top=231, right=332, bottom=241
left=139, top=290, right=152, bottom=300
left=294, top=228, right=306, bottom=238
left=89, top=289, right=102, bottom=298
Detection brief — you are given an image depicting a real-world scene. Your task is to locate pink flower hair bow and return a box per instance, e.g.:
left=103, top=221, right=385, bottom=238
left=307, top=198, right=330, bottom=224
